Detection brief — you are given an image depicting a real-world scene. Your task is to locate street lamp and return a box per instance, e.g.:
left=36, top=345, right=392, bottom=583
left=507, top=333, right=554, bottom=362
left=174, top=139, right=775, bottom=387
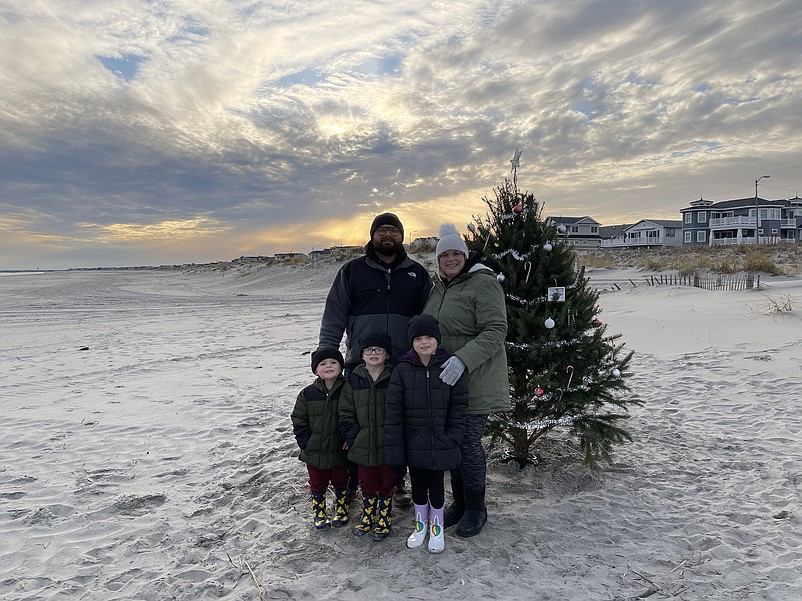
left=754, top=175, right=770, bottom=244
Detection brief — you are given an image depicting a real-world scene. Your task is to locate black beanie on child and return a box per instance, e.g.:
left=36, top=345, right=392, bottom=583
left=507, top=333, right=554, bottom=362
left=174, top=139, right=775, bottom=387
left=360, top=332, right=393, bottom=357
left=407, top=314, right=441, bottom=345
left=370, top=212, right=404, bottom=239
left=311, top=347, right=345, bottom=374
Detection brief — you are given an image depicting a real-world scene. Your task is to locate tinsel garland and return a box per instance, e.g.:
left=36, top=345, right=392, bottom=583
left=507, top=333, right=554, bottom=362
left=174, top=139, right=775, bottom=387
left=492, top=248, right=535, bottom=261
left=506, top=338, right=582, bottom=350
left=506, top=293, right=546, bottom=306
left=507, top=414, right=593, bottom=432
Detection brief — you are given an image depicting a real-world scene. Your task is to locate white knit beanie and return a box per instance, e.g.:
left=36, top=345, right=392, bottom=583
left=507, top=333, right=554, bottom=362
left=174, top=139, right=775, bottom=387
left=435, top=223, right=469, bottom=258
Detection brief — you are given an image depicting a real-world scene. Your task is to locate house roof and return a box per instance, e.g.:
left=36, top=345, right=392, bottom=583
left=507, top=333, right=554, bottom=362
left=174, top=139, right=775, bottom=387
left=599, top=224, right=633, bottom=238
left=547, top=216, right=601, bottom=225
left=681, top=197, right=790, bottom=211
left=628, top=219, right=683, bottom=229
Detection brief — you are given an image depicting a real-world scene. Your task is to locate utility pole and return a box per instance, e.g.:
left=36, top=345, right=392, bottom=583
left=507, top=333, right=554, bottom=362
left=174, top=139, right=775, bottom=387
left=754, top=175, right=770, bottom=244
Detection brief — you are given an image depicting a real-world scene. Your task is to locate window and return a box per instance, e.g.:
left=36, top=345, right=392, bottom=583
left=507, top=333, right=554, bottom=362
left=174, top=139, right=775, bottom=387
left=698, top=212, right=707, bottom=223
left=758, top=228, right=764, bottom=235
left=684, top=213, right=692, bottom=224
left=696, top=230, right=706, bottom=242
left=571, top=226, right=579, bottom=233
left=684, top=231, right=692, bottom=243
left=788, top=230, right=796, bottom=240
left=590, top=226, right=598, bottom=234
left=771, top=229, right=778, bottom=234
left=665, top=228, right=675, bottom=237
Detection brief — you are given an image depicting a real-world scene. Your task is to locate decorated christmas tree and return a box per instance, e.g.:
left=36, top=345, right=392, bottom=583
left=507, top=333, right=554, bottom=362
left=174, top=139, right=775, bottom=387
left=466, top=151, right=641, bottom=468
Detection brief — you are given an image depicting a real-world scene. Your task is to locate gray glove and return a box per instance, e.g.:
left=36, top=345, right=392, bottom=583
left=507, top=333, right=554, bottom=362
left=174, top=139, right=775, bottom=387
left=439, top=356, right=466, bottom=386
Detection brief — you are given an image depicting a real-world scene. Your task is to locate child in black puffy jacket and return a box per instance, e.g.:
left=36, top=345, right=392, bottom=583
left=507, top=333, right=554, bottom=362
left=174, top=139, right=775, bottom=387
left=384, top=314, right=468, bottom=554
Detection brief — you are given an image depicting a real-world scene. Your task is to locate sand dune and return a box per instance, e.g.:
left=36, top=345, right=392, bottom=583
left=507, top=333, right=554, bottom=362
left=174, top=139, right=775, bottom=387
left=1, top=264, right=800, bottom=600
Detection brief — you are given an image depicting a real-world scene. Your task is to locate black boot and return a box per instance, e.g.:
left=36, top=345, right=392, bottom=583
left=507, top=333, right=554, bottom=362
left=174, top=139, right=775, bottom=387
left=444, top=472, right=465, bottom=528
left=455, top=487, right=487, bottom=538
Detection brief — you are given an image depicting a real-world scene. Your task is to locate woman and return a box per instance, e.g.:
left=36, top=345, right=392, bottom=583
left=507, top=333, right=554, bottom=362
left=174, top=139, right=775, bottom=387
left=423, top=223, right=509, bottom=538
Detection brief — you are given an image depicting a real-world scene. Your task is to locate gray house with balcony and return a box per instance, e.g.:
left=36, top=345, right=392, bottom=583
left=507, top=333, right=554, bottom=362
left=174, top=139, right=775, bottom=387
left=600, top=220, right=682, bottom=248
left=681, top=196, right=802, bottom=246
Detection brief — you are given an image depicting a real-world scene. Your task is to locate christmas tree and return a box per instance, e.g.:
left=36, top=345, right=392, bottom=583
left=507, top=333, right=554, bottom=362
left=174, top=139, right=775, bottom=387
left=466, top=151, right=641, bottom=468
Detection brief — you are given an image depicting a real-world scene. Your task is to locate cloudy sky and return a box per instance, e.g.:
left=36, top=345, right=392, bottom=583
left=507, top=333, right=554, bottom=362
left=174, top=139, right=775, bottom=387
left=2, top=1, right=801, bottom=269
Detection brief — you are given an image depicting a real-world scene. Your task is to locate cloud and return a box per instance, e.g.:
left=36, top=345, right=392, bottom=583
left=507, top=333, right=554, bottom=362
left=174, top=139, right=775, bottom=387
left=1, top=0, right=801, bottom=268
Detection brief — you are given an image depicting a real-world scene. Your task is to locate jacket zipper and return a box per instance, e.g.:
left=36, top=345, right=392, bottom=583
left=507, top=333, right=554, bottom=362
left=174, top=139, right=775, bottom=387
left=426, top=369, right=436, bottom=467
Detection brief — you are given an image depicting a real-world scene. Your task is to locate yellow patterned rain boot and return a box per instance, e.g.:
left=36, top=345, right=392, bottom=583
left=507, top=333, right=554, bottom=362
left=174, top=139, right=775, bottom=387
left=371, top=496, right=393, bottom=541
left=331, top=489, right=350, bottom=528
left=353, top=496, right=377, bottom=537
left=311, top=493, right=330, bottom=530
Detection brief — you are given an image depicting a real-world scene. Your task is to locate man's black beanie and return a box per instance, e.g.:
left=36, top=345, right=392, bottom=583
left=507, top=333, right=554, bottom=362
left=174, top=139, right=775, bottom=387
left=370, top=213, right=404, bottom=239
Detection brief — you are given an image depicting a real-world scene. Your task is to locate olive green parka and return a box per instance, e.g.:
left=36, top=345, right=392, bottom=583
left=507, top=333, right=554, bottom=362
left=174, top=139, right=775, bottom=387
left=291, top=376, right=348, bottom=469
left=338, top=364, right=393, bottom=466
left=423, top=259, right=510, bottom=414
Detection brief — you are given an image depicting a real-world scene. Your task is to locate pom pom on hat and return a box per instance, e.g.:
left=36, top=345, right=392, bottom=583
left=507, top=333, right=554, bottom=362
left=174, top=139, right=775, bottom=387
left=370, top=212, right=405, bottom=239
left=435, top=223, right=469, bottom=258
left=311, top=347, right=345, bottom=374
left=359, top=332, right=393, bottom=357
left=407, top=314, right=442, bottom=345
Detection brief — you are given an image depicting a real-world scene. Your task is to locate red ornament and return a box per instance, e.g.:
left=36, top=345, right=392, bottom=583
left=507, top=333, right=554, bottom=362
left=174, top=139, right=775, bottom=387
left=535, top=387, right=545, bottom=397
left=512, top=204, right=523, bottom=214
left=592, top=318, right=602, bottom=327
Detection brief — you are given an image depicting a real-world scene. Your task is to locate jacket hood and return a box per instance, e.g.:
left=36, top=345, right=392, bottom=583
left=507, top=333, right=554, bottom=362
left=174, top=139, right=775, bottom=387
left=314, top=374, right=345, bottom=393
left=439, top=250, right=496, bottom=283
left=351, top=363, right=392, bottom=384
left=399, top=347, right=448, bottom=366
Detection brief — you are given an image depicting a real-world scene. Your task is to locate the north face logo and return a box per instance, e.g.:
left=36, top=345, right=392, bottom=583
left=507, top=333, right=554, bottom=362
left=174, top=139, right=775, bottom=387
left=407, top=272, right=417, bottom=278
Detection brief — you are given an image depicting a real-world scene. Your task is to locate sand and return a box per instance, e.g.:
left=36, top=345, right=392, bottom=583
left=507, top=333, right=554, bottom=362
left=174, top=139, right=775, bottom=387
left=1, top=263, right=800, bottom=601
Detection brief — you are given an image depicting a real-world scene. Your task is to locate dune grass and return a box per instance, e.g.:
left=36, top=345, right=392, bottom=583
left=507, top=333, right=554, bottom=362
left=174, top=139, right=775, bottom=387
left=577, top=244, right=802, bottom=276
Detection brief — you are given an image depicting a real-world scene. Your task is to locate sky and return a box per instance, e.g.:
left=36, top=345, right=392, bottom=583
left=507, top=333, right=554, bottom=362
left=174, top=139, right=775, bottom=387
left=2, top=0, right=801, bottom=270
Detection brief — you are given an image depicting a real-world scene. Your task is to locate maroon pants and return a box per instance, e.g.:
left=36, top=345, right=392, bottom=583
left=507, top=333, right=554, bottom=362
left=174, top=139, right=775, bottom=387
left=358, top=463, right=396, bottom=498
left=307, top=464, right=349, bottom=495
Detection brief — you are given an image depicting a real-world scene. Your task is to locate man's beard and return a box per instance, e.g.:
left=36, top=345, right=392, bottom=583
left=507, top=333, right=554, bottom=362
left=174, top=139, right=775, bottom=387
left=374, top=238, right=403, bottom=257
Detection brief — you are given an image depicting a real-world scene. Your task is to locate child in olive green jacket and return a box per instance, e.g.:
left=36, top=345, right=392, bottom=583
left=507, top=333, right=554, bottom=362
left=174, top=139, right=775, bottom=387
left=291, top=347, right=349, bottom=530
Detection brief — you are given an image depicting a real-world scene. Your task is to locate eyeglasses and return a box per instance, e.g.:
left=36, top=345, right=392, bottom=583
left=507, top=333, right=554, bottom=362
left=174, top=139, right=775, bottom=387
left=375, top=227, right=401, bottom=237
left=363, top=347, right=387, bottom=355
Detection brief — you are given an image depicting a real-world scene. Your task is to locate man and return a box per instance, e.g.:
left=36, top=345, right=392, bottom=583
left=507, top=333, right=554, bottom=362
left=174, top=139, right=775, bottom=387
left=318, top=212, right=432, bottom=508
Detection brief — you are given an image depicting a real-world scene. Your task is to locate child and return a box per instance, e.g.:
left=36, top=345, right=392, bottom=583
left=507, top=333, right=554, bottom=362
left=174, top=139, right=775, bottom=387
left=339, top=332, right=395, bottom=540
left=384, top=314, right=469, bottom=553
left=291, top=347, right=350, bottom=530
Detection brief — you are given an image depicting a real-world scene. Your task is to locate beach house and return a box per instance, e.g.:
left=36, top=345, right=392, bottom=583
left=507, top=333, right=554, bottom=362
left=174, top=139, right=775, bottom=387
left=599, top=220, right=682, bottom=248
left=680, top=196, right=802, bottom=246
left=546, top=216, right=602, bottom=247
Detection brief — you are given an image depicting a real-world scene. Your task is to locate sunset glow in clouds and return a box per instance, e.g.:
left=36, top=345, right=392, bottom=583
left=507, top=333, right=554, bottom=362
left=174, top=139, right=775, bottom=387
left=1, top=1, right=801, bottom=269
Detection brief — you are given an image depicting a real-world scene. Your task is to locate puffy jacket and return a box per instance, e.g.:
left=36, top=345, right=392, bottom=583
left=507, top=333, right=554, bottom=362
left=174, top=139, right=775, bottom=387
left=423, top=257, right=510, bottom=414
left=291, top=376, right=348, bottom=469
left=384, top=349, right=469, bottom=471
left=319, top=244, right=432, bottom=367
left=339, top=364, right=393, bottom=466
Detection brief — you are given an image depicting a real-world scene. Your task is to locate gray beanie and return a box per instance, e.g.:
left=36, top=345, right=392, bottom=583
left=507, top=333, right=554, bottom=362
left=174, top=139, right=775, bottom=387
left=435, top=223, right=469, bottom=258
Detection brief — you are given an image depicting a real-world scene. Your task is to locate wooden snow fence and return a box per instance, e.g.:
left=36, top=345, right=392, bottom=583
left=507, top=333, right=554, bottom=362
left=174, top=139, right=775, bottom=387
left=642, top=272, right=760, bottom=291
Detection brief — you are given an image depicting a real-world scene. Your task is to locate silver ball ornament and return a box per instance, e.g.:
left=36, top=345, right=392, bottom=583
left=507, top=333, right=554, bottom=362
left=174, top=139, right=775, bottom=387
left=543, top=242, right=553, bottom=252
left=497, top=273, right=505, bottom=283
left=544, top=317, right=555, bottom=329
left=611, top=368, right=621, bottom=378
left=557, top=224, right=567, bottom=234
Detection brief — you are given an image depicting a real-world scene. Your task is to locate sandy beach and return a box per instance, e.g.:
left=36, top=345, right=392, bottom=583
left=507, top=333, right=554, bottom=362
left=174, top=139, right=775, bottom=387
left=1, top=262, right=800, bottom=600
